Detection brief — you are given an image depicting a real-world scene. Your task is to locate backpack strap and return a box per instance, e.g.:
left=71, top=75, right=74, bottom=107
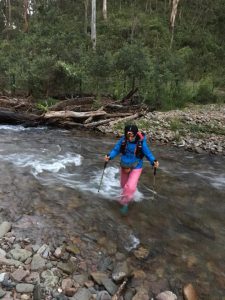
left=135, top=132, right=145, bottom=159
left=120, top=137, right=127, bottom=154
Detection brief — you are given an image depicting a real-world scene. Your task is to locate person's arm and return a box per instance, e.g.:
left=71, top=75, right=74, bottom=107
left=105, top=136, right=124, bottom=161
left=141, top=139, right=156, bottom=166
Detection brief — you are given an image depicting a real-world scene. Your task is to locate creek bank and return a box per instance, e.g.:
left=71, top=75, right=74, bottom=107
left=100, top=104, right=225, bottom=156
left=0, top=96, right=224, bottom=156
left=0, top=221, right=200, bottom=300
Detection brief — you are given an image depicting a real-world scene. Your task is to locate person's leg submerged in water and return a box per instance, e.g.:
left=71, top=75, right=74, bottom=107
left=120, top=168, right=142, bottom=214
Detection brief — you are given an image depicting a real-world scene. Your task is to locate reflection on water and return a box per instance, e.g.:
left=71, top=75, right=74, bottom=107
left=0, top=125, right=225, bottom=298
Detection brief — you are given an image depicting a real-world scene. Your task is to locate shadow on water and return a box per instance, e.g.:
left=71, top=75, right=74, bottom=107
left=0, top=125, right=225, bottom=298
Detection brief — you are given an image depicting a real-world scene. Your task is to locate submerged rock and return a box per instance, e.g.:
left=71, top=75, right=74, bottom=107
left=96, top=290, right=112, bottom=300
left=16, top=283, right=34, bottom=293
left=183, top=283, right=199, bottom=300
left=31, top=254, right=46, bottom=271
left=132, top=287, right=149, bottom=300
left=9, top=248, right=32, bottom=263
left=0, top=287, right=6, bottom=298
left=133, top=246, right=150, bottom=260
left=156, top=290, right=177, bottom=300
left=176, top=213, right=215, bottom=240
left=90, top=271, right=108, bottom=285
left=71, top=287, right=92, bottom=300
left=112, top=261, right=129, bottom=282
left=0, top=222, right=11, bottom=238
left=41, top=269, right=59, bottom=289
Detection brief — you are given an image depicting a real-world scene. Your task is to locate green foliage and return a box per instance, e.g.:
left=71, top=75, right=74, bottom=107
left=36, top=98, right=58, bottom=112
left=187, top=123, right=225, bottom=136
left=115, top=44, right=149, bottom=80
left=170, top=119, right=183, bottom=132
left=170, top=117, right=225, bottom=137
left=193, top=78, right=217, bottom=104
left=0, top=0, right=224, bottom=110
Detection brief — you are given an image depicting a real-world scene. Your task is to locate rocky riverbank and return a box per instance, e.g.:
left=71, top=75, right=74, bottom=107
left=0, top=96, right=224, bottom=156
left=0, top=221, right=199, bottom=300
left=103, top=104, right=225, bottom=156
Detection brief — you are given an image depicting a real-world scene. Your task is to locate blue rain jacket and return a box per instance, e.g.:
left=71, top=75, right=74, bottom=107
left=108, top=135, right=155, bottom=169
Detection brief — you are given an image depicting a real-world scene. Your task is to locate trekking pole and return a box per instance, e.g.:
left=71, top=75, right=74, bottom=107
left=152, top=166, right=157, bottom=200
left=98, top=161, right=108, bottom=192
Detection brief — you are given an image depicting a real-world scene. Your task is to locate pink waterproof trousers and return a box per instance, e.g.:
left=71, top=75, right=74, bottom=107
left=120, top=168, right=142, bottom=205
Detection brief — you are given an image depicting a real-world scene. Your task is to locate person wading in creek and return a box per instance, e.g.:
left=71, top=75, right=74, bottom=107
left=105, top=124, right=159, bottom=214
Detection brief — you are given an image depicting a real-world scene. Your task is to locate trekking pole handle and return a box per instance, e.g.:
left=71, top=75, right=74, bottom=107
left=153, top=160, right=158, bottom=176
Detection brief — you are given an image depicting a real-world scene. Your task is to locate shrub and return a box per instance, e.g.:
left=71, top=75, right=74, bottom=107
left=193, top=77, right=217, bottom=104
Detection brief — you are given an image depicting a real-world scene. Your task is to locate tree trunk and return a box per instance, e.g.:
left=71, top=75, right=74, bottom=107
left=131, top=16, right=137, bottom=41
left=103, top=0, right=107, bottom=20
left=84, top=0, right=89, bottom=35
left=145, top=0, right=152, bottom=12
left=91, top=0, right=96, bottom=50
left=121, top=87, right=138, bottom=103
left=23, top=0, right=29, bottom=32
left=6, top=0, right=12, bottom=39
left=170, top=0, right=180, bottom=49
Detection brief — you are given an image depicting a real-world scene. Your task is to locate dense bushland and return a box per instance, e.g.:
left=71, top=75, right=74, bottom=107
left=0, top=0, right=224, bottom=110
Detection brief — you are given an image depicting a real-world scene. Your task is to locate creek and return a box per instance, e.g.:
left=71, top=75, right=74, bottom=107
left=0, top=125, right=224, bottom=298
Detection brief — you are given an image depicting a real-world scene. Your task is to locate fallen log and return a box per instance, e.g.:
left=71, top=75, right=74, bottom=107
left=49, top=97, right=94, bottom=111
left=58, top=121, right=85, bottom=129
left=83, top=116, right=94, bottom=124
left=121, top=87, right=138, bottom=103
left=84, top=118, right=115, bottom=128
left=105, top=103, right=124, bottom=109
left=0, top=109, right=41, bottom=126
left=108, top=112, right=141, bottom=126
left=84, top=112, right=141, bottom=129
left=104, top=112, right=132, bottom=118
left=105, top=104, right=141, bottom=113
left=44, top=110, right=107, bottom=120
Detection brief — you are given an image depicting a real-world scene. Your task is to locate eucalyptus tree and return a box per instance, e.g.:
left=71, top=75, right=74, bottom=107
left=102, top=0, right=107, bottom=20
left=23, top=0, right=29, bottom=32
left=84, top=0, right=89, bottom=34
left=1, top=0, right=12, bottom=39
left=91, top=0, right=96, bottom=50
left=170, top=0, right=180, bottom=48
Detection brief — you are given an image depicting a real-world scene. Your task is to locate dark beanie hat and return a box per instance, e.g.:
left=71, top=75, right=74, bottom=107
left=124, top=124, right=138, bottom=136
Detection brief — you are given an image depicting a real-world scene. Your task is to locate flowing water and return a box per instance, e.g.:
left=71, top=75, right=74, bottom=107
left=0, top=125, right=224, bottom=298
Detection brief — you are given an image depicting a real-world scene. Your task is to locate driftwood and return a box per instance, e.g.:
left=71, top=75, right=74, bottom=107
left=58, top=121, right=85, bottom=129
left=49, top=97, right=94, bottom=111
left=0, top=97, right=31, bottom=109
left=0, top=95, right=145, bottom=130
left=104, top=112, right=132, bottom=118
left=108, top=112, right=141, bottom=126
left=44, top=110, right=107, bottom=120
left=83, top=116, right=94, bottom=124
left=0, top=98, right=19, bottom=106
left=105, top=103, right=124, bottom=109
left=0, top=109, right=40, bottom=125
left=84, top=118, right=116, bottom=128
left=83, top=113, right=133, bottom=128
left=121, top=87, right=138, bottom=103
